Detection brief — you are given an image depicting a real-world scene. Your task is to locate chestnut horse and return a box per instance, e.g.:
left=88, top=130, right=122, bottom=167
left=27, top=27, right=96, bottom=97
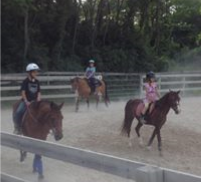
left=70, top=77, right=110, bottom=111
left=13, top=100, right=64, bottom=179
left=121, top=90, right=180, bottom=155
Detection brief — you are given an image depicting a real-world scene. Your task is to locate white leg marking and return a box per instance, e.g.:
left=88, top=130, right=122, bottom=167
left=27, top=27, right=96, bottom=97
left=138, top=137, right=144, bottom=146
left=129, top=134, right=134, bottom=147
left=147, top=146, right=152, bottom=151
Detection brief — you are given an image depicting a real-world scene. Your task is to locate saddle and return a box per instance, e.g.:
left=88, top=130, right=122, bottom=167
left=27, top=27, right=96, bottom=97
left=144, top=102, right=155, bottom=120
left=86, top=78, right=102, bottom=94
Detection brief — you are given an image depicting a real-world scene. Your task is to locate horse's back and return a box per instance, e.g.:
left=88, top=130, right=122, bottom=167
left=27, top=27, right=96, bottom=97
left=97, top=80, right=105, bottom=93
left=125, top=98, right=144, bottom=117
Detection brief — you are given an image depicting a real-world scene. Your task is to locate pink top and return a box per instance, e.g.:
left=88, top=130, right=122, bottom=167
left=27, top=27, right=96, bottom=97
left=144, top=82, right=158, bottom=102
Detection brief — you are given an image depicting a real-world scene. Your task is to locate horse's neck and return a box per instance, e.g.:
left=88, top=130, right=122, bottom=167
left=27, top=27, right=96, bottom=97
left=77, top=78, right=88, bottom=89
left=156, top=94, right=171, bottom=115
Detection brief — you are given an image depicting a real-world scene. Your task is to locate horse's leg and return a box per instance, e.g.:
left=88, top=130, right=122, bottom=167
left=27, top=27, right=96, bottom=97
left=96, top=93, right=99, bottom=109
left=86, top=98, right=89, bottom=109
left=135, top=121, right=143, bottom=146
left=20, top=150, right=27, bottom=162
left=121, top=101, right=135, bottom=147
left=33, top=154, right=44, bottom=179
left=156, top=127, right=162, bottom=154
left=147, top=128, right=157, bottom=150
left=75, top=96, right=79, bottom=112
left=98, top=92, right=102, bottom=102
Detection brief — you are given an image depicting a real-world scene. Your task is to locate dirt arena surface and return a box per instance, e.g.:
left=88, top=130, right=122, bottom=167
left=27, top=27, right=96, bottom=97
left=1, top=96, right=201, bottom=181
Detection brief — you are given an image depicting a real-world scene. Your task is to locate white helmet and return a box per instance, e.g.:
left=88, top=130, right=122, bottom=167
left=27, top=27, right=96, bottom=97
left=89, top=59, right=95, bottom=63
left=26, top=63, right=40, bottom=72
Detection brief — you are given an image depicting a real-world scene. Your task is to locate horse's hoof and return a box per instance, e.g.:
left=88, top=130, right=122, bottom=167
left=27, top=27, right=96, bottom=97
left=158, top=147, right=163, bottom=156
left=20, top=152, right=27, bottom=162
left=159, top=151, right=163, bottom=157
left=147, top=146, right=151, bottom=151
left=32, top=169, right=37, bottom=173
left=138, top=138, right=144, bottom=147
left=38, top=174, right=44, bottom=180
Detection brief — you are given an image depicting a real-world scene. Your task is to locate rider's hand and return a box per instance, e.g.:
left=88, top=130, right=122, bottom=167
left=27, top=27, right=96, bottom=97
left=25, top=101, right=31, bottom=107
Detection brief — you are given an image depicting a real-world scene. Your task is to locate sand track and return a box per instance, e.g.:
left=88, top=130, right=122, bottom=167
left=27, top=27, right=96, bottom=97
left=1, top=97, right=201, bottom=181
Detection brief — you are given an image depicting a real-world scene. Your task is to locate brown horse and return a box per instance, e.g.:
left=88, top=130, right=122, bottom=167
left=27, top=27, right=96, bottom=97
left=70, top=77, right=110, bottom=111
left=13, top=100, right=64, bottom=179
left=121, top=90, right=181, bottom=155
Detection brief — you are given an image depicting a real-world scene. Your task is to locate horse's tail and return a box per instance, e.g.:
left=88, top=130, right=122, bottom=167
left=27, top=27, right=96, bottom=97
left=103, top=80, right=110, bottom=105
left=121, top=99, right=135, bottom=137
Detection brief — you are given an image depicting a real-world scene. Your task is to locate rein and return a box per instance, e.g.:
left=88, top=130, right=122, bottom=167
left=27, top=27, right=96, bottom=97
left=26, top=105, right=38, bottom=123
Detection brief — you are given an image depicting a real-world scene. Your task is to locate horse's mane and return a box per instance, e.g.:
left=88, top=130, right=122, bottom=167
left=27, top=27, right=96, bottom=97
left=73, top=77, right=88, bottom=85
left=155, top=92, right=170, bottom=107
left=31, top=100, right=48, bottom=110
left=28, top=100, right=62, bottom=124
left=31, top=100, right=61, bottom=112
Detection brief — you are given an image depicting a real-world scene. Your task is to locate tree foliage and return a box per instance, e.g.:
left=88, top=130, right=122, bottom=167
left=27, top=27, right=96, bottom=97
left=2, top=0, right=201, bottom=73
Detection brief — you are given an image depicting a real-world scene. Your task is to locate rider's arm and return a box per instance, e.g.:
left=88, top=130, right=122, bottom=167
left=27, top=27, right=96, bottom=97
left=85, top=67, right=89, bottom=77
left=156, top=87, right=161, bottom=98
left=20, top=79, right=30, bottom=105
left=144, top=83, right=149, bottom=94
left=36, top=81, right=41, bottom=101
left=21, top=90, right=30, bottom=105
left=37, top=92, right=41, bottom=101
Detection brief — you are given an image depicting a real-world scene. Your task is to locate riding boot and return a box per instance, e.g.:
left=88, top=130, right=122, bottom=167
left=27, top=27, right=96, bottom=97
left=13, top=124, right=22, bottom=135
left=13, top=101, right=26, bottom=135
left=13, top=116, right=22, bottom=134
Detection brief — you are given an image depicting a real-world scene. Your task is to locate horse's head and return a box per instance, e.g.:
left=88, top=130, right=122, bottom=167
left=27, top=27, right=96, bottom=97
left=49, top=102, right=64, bottom=141
left=168, top=90, right=181, bottom=114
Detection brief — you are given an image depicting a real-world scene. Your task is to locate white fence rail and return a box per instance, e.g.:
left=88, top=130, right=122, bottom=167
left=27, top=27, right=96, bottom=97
left=1, top=172, right=28, bottom=182
left=1, top=72, right=140, bottom=101
left=1, top=72, right=201, bottom=101
left=140, top=72, right=201, bottom=97
left=1, top=132, right=201, bottom=182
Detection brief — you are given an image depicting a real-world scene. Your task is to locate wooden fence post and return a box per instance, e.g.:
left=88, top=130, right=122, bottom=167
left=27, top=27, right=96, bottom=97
left=136, top=165, right=163, bottom=182
left=182, top=76, right=186, bottom=97
left=139, top=74, right=144, bottom=98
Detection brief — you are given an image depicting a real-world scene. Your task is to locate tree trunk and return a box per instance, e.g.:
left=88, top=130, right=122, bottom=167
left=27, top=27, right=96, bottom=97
left=72, top=0, right=81, bottom=54
left=51, top=0, right=72, bottom=67
left=23, top=7, right=29, bottom=65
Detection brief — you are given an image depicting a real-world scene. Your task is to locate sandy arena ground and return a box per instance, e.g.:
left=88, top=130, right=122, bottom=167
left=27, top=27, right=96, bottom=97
left=1, top=97, right=201, bottom=181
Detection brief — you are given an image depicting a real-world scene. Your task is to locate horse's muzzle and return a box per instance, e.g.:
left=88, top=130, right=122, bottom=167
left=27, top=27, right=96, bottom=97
left=174, top=107, right=181, bottom=114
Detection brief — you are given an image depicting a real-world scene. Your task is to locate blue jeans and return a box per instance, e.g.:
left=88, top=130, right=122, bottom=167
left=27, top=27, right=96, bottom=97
left=13, top=101, right=26, bottom=128
left=88, top=77, right=96, bottom=93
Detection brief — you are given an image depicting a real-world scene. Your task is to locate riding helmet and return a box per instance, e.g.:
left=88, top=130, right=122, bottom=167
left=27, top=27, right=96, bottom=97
left=146, top=71, right=155, bottom=80
left=26, top=63, right=40, bottom=72
left=89, top=60, right=95, bottom=63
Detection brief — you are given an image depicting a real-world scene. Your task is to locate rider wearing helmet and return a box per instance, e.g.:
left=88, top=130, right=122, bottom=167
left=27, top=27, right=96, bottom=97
left=85, top=59, right=96, bottom=93
left=140, top=71, right=160, bottom=124
left=13, top=63, right=41, bottom=134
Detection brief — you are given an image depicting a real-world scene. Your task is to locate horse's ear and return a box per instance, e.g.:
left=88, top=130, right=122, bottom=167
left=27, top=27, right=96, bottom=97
left=177, top=90, right=180, bottom=94
left=59, top=102, right=64, bottom=110
left=50, top=102, right=64, bottom=110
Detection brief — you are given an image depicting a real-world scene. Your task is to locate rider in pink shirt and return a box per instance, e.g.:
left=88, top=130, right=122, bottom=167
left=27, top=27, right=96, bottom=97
left=140, top=71, right=160, bottom=124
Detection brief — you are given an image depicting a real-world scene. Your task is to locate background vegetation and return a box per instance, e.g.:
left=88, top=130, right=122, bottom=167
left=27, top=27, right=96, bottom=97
left=2, top=0, right=201, bottom=73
